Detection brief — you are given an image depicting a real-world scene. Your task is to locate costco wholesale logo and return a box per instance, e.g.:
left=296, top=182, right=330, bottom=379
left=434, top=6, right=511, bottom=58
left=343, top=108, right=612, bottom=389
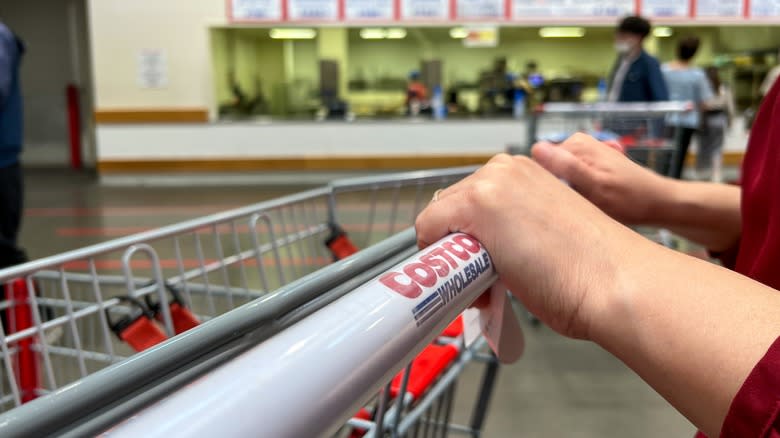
left=379, top=234, right=492, bottom=327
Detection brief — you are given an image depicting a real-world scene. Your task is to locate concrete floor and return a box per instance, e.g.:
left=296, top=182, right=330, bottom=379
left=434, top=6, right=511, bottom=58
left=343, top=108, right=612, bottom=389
left=18, top=168, right=696, bottom=437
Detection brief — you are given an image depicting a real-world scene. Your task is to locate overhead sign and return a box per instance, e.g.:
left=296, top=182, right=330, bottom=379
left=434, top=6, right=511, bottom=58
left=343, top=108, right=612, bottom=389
left=512, top=0, right=633, bottom=19
left=641, top=0, right=691, bottom=17
left=287, top=0, right=339, bottom=20
left=345, top=0, right=395, bottom=20
left=455, top=0, right=505, bottom=19
left=696, top=0, right=743, bottom=17
left=400, top=0, right=451, bottom=20
left=230, top=0, right=283, bottom=21
left=750, top=0, right=780, bottom=17
left=226, top=0, right=762, bottom=23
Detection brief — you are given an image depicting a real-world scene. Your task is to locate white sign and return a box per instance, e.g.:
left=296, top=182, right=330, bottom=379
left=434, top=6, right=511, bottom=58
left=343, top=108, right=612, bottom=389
left=641, top=0, right=690, bottom=17
left=456, top=0, right=504, bottom=19
left=463, top=25, right=499, bottom=47
left=750, top=0, right=780, bottom=17
left=345, top=0, right=395, bottom=19
left=137, top=49, right=168, bottom=89
left=401, top=0, right=450, bottom=19
left=230, top=0, right=283, bottom=21
left=288, top=0, right=339, bottom=20
left=696, top=0, right=743, bottom=17
left=512, top=0, right=633, bottom=19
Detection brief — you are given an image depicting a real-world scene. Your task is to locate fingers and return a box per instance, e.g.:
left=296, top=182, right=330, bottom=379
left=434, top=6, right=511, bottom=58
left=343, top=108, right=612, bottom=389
left=417, top=154, right=512, bottom=249
left=415, top=184, right=469, bottom=249
left=603, top=140, right=625, bottom=153
left=531, top=141, right=590, bottom=186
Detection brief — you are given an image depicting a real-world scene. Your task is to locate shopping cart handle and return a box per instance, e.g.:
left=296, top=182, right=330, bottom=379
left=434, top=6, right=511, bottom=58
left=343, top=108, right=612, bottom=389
left=102, top=233, right=498, bottom=438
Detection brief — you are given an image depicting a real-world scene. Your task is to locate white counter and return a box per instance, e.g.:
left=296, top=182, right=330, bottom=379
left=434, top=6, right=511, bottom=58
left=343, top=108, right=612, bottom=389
left=95, top=117, right=749, bottom=168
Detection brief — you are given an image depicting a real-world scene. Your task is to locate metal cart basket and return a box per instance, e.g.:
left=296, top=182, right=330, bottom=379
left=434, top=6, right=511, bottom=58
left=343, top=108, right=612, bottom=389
left=527, top=101, right=692, bottom=176
left=0, top=167, right=503, bottom=438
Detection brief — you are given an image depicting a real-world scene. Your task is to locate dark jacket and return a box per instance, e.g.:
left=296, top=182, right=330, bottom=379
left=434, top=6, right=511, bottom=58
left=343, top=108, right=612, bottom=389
left=609, top=50, right=669, bottom=103
left=0, top=23, right=24, bottom=167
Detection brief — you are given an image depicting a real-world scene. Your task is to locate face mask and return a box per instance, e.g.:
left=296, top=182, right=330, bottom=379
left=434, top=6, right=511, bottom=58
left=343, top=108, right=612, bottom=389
left=614, top=41, right=632, bottom=54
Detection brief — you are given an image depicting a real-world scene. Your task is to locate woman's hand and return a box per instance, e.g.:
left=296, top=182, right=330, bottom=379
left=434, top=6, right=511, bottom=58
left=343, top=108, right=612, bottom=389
left=415, top=153, right=653, bottom=340
left=532, top=133, right=674, bottom=225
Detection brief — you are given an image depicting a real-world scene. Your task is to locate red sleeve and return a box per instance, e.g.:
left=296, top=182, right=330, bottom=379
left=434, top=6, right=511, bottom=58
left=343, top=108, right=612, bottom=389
left=709, top=239, right=740, bottom=270
left=720, top=335, right=780, bottom=438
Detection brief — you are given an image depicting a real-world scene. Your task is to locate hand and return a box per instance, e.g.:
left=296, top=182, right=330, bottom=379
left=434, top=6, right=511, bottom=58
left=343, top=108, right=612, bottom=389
left=415, top=154, right=653, bottom=340
left=531, top=133, right=673, bottom=225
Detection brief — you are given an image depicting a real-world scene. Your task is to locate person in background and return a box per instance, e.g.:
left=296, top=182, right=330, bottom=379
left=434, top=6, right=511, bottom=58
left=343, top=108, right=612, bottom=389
left=0, top=21, right=27, bottom=269
left=607, top=15, right=668, bottom=103
left=405, top=71, right=428, bottom=116
left=698, top=67, right=734, bottom=183
left=662, top=36, right=714, bottom=179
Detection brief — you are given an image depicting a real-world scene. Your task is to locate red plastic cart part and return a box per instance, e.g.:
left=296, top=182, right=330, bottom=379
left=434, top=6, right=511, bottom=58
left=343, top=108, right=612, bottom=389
left=5, top=279, right=40, bottom=403
left=390, top=344, right=459, bottom=400
left=157, top=302, right=200, bottom=335
left=118, top=316, right=168, bottom=352
left=348, top=408, right=372, bottom=438
left=325, top=223, right=359, bottom=261
left=440, top=316, right=463, bottom=338
left=618, top=135, right=637, bottom=147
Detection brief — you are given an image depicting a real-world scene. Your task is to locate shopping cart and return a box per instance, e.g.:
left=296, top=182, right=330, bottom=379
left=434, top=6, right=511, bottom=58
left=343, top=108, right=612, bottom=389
left=526, top=101, right=692, bottom=176
left=0, top=167, right=504, bottom=438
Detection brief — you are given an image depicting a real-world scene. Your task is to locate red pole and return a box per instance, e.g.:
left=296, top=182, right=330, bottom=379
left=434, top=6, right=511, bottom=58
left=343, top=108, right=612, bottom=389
left=66, top=84, right=82, bottom=169
left=6, top=279, right=40, bottom=403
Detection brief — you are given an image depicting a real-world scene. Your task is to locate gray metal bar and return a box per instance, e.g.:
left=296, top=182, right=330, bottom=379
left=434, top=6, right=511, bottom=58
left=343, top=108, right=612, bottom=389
left=0, top=187, right=332, bottom=282
left=329, top=167, right=478, bottom=193
left=397, top=339, right=486, bottom=435
left=468, top=350, right=499, bottom=436
left=0, top=228, right=417, bottom=438
left=54, top=246, right=420, bottom=438
left=540, top=101, right=690, bottom=116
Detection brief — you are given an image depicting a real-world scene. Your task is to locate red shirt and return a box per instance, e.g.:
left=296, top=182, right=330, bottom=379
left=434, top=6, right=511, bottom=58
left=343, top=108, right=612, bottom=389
left=700, top=79, right=780, bottom=437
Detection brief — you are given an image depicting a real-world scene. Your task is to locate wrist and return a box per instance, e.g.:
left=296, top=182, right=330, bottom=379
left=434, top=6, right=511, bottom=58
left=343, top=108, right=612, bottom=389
left=643, top=176, right=685, bottom=226
left=584, top=227, right=667, bottom=347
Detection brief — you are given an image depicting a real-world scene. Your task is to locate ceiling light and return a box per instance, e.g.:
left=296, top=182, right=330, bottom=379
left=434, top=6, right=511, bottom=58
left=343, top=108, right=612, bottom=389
left=539, top=27, right=586, bottom=38
left=269, top=28, right=317, bottom=39
left=653, top=27, right=673, bottom=38
left=360, top=28, right=386, bottom=39
left=386, top=28, right=407, bottom=39
left=449, top=27, right=468, bottom=39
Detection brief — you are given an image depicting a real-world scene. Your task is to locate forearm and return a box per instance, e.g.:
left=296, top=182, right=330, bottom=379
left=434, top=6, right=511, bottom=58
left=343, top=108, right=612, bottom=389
left=592, top=236, right=780, bottom=436
left=647, top=180, right=741, bottom=252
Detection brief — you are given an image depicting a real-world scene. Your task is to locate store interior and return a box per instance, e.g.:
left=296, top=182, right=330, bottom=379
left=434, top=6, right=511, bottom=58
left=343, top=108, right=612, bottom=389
left=211, top=25, right=780, bottom=120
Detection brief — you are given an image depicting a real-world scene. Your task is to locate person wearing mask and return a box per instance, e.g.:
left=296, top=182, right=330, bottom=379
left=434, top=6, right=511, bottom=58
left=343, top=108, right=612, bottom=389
left=663, top=36, right=714, bottom=179
left=698, top=67, right=734, bottom=183
left=607, top=15, right=668, bottom=103
left=416, top=77, right=780, bottom=438
left=0, top=21, right=27, bottom=269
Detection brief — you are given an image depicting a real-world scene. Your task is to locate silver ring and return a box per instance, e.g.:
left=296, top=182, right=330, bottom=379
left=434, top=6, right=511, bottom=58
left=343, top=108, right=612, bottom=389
left=432, top=189, right=444, bottom=202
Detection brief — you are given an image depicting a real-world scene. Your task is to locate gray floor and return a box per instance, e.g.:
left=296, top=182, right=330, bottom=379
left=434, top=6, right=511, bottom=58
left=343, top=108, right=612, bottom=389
left=19, top=168, right=696, bottom=437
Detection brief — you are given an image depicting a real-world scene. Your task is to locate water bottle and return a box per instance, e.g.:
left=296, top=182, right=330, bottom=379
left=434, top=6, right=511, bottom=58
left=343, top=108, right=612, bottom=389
left=513, top=89, right=526, bottom=119
left=432, top=85, right=446, bottom=120
left=597, top=78, right=608, bottom=101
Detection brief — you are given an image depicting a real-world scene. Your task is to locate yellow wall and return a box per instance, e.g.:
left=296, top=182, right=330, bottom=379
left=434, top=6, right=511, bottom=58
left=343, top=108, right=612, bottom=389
left=346, top=31, right=619, bottom=88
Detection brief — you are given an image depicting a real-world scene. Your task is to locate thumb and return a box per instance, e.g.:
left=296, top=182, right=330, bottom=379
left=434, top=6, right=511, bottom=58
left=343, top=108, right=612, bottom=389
left=531, top=141, right=589, bottom=186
